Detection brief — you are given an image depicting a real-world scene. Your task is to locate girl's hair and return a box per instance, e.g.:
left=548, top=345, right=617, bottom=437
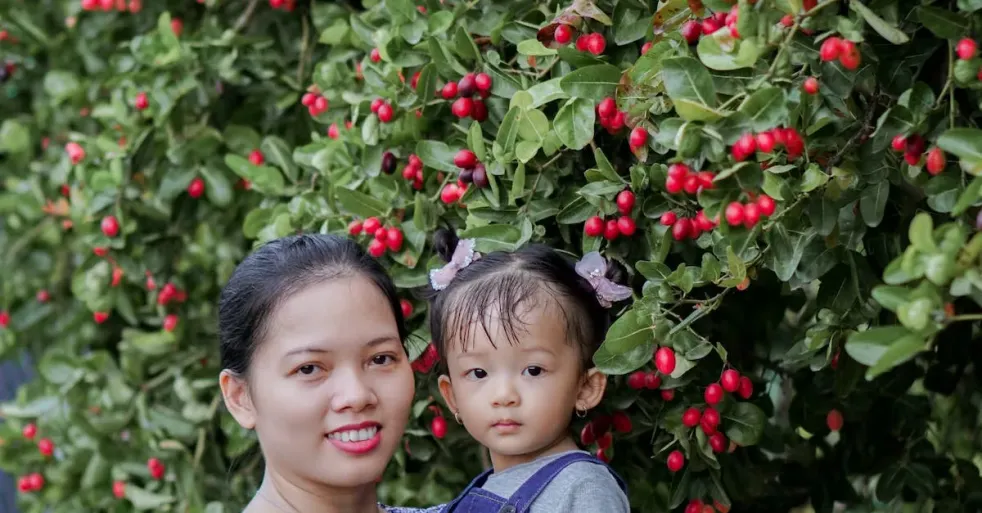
left=427, top=229, right=629, bottom=370
left=218, top=233, right=407, bottom=376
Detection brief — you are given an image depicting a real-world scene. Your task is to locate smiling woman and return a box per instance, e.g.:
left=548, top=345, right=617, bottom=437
left=216, top=234, right=431, bottom=513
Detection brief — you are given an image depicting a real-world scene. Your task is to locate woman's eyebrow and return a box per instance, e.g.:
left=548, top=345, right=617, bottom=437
left=282, top=336, right=399, bottom=358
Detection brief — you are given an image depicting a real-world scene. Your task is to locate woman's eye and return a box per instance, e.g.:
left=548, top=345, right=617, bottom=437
left=466, top=369, right=488, bottom=379
left=524, top=366, right=543, bottom=377
left=371, top=354, right=395, bottom=365
left=297, top=364, right=318, bottom=375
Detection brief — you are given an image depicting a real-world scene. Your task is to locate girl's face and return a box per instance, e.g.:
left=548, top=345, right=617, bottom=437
left=438, top=292, right=606, bottom=471
left=220, top=274, right=414, bottom=490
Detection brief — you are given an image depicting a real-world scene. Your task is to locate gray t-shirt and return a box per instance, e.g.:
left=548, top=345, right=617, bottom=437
left=479, top=450, right=630, bottom=513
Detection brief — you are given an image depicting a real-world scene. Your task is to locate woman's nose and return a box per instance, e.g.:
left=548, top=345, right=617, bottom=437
left=330, top=367, right=378, bottom=412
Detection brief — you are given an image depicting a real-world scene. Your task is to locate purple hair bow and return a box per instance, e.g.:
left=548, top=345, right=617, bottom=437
left=575, top=252, right=632, bottom=308
left=429, top=239, right=481, bottom=290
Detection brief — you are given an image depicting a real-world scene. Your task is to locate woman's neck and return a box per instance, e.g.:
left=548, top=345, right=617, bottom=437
left=246, top=467, right=381, bottom=513
left=489, top=434, right=580, bottom=473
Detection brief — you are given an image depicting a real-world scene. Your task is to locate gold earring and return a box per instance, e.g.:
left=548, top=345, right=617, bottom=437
left=453, top=410, right=462, bottom=424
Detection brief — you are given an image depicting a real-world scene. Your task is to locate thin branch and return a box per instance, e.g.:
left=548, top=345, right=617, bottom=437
left=233, top=0, right=261, bottom=33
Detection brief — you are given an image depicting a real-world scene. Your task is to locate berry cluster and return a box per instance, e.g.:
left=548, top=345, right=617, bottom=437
left=583, top=190, right=637, bottom=241
left=595, top=97, right=626, bottom=134
left=574, top=33, right=607, bottom=55
left=400, top=154, right=426, bottom=190
left=301, top=89, right=329, bottom=117
left=679, top=6, right=739, bottom=45
left=80, top=0, right=142, bottom=12
left=454, top=150, right=489, bottom=189
left=14, top=425, right=52, bottom=494
left=665, top=163, right=716, bottom=195
left=0, top=60, right=15, bottom=84
left=733, top=126, right=805, bottom=162
left=268, top=0, right=296, bottom=10
left=370, top=97, right=395, bottom=123
left=625, top=347, right=679, bottom=401
left=579, top=410, right=632, bottom=463
left=348, top=217, right=404, bottom=257
left=724, top=194, right=776, bottom=229
left=684, top=499, right=730, bottom=513
left=660, top=210, right=717, bottom=241
left=892, top=134, right=947, bottom=175
left=147, top=457, right=165, bottom=480
left=327, top=121, right=353, bottom=139
left=441, top=72, right=492, bottom=121
left=819, top=36, right=862, bottom=70
left=65, top=142, right=86, bottom=164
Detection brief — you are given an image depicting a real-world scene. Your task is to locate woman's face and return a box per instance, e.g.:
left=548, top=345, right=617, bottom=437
left=221, top=274, right=414, bottom=489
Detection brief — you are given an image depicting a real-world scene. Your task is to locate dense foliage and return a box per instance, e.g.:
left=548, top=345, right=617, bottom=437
left=1, top=0, right=982, bottom=512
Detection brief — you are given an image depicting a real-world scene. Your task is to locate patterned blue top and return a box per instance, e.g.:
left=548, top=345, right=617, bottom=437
left=382, top=505, right=445, bottom=513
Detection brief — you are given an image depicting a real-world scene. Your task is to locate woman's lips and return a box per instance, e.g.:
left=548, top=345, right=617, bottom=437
left=325, top=422, right=383, bottom=455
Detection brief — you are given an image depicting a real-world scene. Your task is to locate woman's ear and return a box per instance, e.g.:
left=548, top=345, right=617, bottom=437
left=575, top=368, right=608, bottom=412
left=437, top=375, right=459, bottom=415
left=220, top=370, right=257, bottom=430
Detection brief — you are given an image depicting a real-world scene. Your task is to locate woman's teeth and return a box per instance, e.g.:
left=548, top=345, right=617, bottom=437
left=327, top=426, right=379, bottom=442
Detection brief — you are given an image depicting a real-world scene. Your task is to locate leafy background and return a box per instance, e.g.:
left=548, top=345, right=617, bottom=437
left=0, top=0, right=981, bottom=512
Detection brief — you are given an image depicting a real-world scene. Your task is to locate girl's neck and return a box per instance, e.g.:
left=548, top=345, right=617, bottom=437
left=489, top=434, right=580, bottom=473
left=246, top=466, right=381, bottom=513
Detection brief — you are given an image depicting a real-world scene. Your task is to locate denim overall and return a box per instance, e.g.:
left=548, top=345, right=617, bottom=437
left=443, top=452, right=627, bottom=513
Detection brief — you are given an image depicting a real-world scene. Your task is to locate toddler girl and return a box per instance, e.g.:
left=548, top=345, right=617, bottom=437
left=427, top=229, right=632, bottom=513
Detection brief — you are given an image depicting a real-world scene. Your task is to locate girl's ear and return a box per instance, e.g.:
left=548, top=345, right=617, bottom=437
left=220, top=370, right=257, bottom=430
left=437, top=375, right=459, bottom=414
left=575, top=368, right=608, bottom=412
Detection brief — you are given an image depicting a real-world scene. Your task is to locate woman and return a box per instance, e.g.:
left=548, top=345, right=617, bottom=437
left=218, top=233, right=442, bottom=513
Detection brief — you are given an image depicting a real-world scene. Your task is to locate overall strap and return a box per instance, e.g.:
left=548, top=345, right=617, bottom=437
left=442, top=466, right=496, bottom=513
left=503, top=452, right=624, bottom=513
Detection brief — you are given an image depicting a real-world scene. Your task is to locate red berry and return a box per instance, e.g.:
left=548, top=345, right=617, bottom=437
left=838, top=40, right=861, bottom=70
left=597, top=431, right=613, bottom=450
left=757, top=195, right=776, bottom=217
left=660, top=211, right=677, bottom=226
left=644, top=372, right=662, bottom=390
left=701, top=18, right=722, bottom=35
left=163, top=314, right=179, bottom=332
left=431, top=416, right=447, bottom=439
left=743, top=203, right=761, bottom=228
left=681, top=20, right=702, bottom=44
left=249, top=149, right=265, bottom=166
left=724, top=202, right=744, bottom=226
left=440, top=184, right=461, bottom=204
left=780, top=14, right=794, bottom=27
left=148, top=458, right=165, bottom=480
left=609, top=111, right=626, bottom=132
left=784, top=128, right=805, bottom=158
left=682, top=407, right=701, bottom=428
left=348, top=220, right=363, bottom=236
left=891, top=134, right=908, bottom=152
left=756, top=131, right=776, bottom=153
left=616, top=190, right=636, bottom=215
left=803, top=77, right=820, bottom=95
left=22, top=423, right=37, bottom=439
left=654, top=347, right=676, bottom=375
left=386, top=227, right=404, bottom=252
left=701, top=407, right=721, bottom=431
left=371, top=98, right=384, bottom=113
left=363, top=217, right=381, bottom=235
left=374, top=227, right=389, bottom=242
left=454, top=149, right=478, bottom=169
left=819, top=37, right=842, bottom=61
left=709, top=432, right=727, bottom=453
left=377, top=103, right=394, bottom=122
left=474, top=73, right=492, bottom=91
left=555, top=24, right=573, bottom=45
left=616, top=216, right=636, bottom=237
left=301, top=92, right=317, bottom=106
left=629, top=127, right=648, bottom=149
left=457, top=73, right=477, bottom=97
left=738, top=376, right=753, bottom=399
left=580, top=422, right=596, bottom=445
left=587, top=33, right=606, bottom=55
left=368, top=239, right=386, bottom=258
left=826, top=409, right=844, bottom=431
left=612, top=411, right=632, bottom=433
left=627, top=370, right=646, bottom=389
left=36, top=290, right=49, bottom=302
left=441, top=81, right=459, bottom=100
left=313, top=96, right=328, bottom=114
left=672, top=218, right=692, bottom=241
left=328, top=123, right=341, bottom=139
left=665, top=176, right=684, bottom=194
left=720, top=369, right=741, bottom=393
left=705, top=383, right=724, bottom=405
left=113, top=481, right=126, bottom=499
left=957, top=38, right=977, bottom=60
left=733, top=133, right=757, bottom=161
left=584, top=216, right=604, bottom=237
left=27, top=473, right=43, bottom=491
left=451, top=97, right=473, bottom=118
left=94, top=311, right=110, bottom=324
left=187, top=177, right=205, bottom=198
left=38, top=438, right=54, bottom=456
left=603, top=219, right=620, bottom=241
left=471, top=99, right=488, bottom=122
left=400, top=299, right=413, bottom=319
left=683, top=174, right=701, bottom=195
left=661, top=389, right=675, bottom=401
left=134, top=92, right=149, bottom=110
left=641, top=41, right=653, bottom=55
left=101, top=215, right=120, bottom=237
left=370, top=48, right=381, bottom=63
left=666, top=450, right=685, bottom=472
left=668, top=163, right=690, bottom=179
left=597, top=97, right=617, bottom=119
left=926, top=147, right=945, bottom=175
left=170, top=18, right=183, bottom=37
left=596, top=447, right=610, bottom=462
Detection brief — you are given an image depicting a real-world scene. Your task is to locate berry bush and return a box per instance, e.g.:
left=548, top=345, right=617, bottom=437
left=1, top=0, right=982, bottom=512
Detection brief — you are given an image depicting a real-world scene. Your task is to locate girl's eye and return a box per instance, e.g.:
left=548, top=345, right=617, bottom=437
left=371, top=354, right=395, bottom=366
left=524, top=366, right=544, bottom=377
left=466, top=369, right=488, bottom=379
left=297, top=364, right=318, bottom=375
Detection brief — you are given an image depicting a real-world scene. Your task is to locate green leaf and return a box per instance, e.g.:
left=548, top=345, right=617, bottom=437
left=859, top=181, right=889, bottom=228
left=844, top=326, right=912, bottom=366
left=898, top=298, right=932, bottom=331
left=428, top=11, right=455, bottom=34
left=415, top=140, right=458, bottom=173
left=517, top=39, right=557, bottom=56
left=261, top=136, right=299, bottom=182
left=495, top=107, right=522, bottom=155
left=851, top=1, right=910, bottom=44
left=517, top=109, right=550, bottom=142
left=335, top=187, right=389, bottom=218
left=723, top=402, right=766, bottom=446
left=697, top=33, right=763, bottom=71
left=662, top=57, right=721, bottom=122
left=43, top=70, right=81, bottom=100
left=908, top=212, right=937, bottom=252
left=593, top=334, right=655, bottom=375
left=126, top=485, right=176, bottom=510
left=937, top=128, right=982, bottom=174
left=553, top=98, right=596, bottom=150
left=867, top=335, right=928, bottom=379
left=0, top=120, right=31, bottom=154
left=559, top=64, right=622, bottom=100
left=525, top=78, right=569, bottom=108
left=871, top=285, right=911, bottom=312
left=765, top=224, right=809, bottom=281
left=738, top=88, right=788, bottom=132
left=223, top=155, right=285, bottom=195
left=916, top=6, right=969, bottom=39
left=952, top=174, right=982, bottom=215
left=199, top=166, right=232, bottom=207
left=601, top=308, right=653, bottom=354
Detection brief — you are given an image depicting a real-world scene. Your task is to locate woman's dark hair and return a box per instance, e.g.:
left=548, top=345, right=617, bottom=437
left=218, top=233, right=407, bottom=375
left=427, top=229, right=629, bottom=370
